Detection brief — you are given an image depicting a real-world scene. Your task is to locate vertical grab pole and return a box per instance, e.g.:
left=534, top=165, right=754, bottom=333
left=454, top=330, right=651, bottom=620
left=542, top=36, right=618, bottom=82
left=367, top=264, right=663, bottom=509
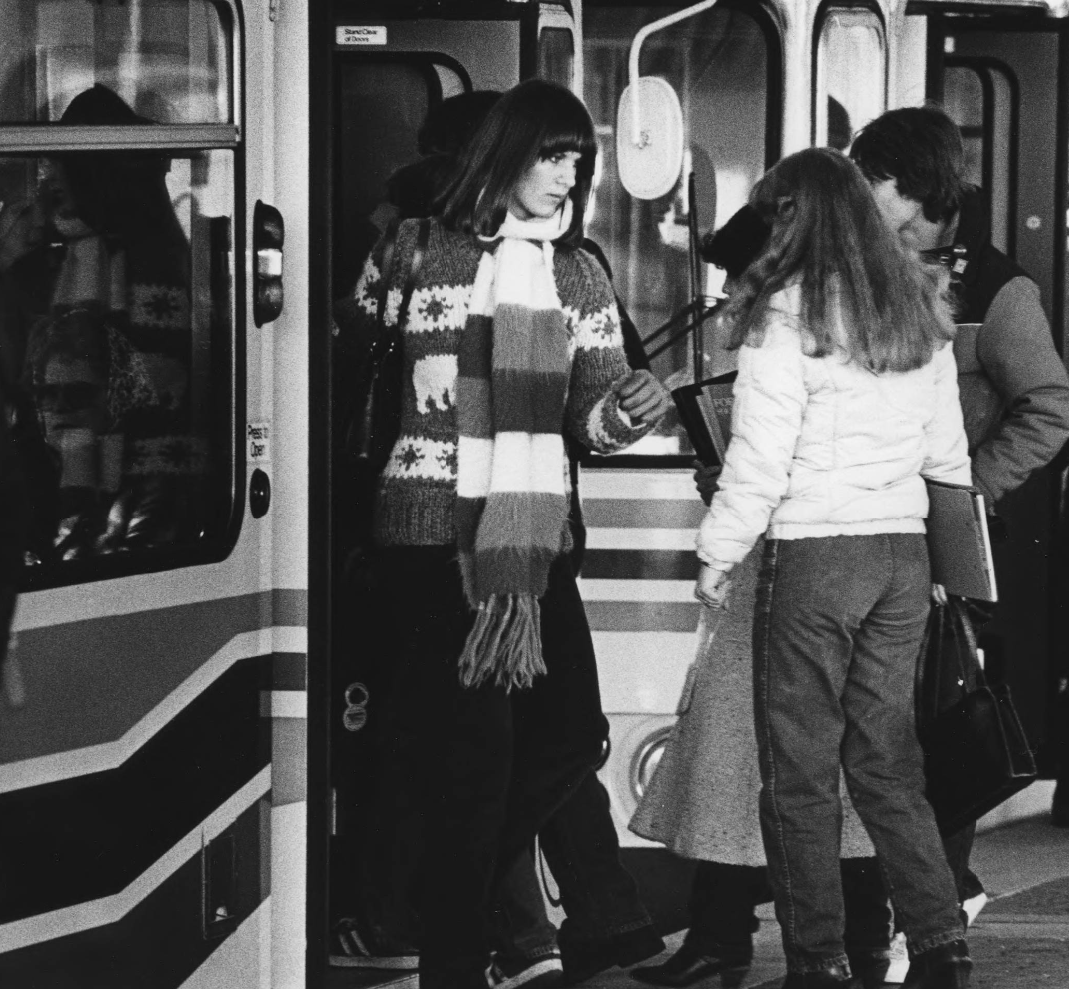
left=687, top=171, right=704, bottom=383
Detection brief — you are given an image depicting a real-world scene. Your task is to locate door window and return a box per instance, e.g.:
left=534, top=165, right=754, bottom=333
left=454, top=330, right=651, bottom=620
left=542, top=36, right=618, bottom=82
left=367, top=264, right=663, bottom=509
left=583, top=2, right=780, bottom=459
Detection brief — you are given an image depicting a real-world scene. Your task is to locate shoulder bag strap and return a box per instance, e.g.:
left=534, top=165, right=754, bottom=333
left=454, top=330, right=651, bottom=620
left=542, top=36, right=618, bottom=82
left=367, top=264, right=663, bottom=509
left=374, top=217, right=403, bottom=337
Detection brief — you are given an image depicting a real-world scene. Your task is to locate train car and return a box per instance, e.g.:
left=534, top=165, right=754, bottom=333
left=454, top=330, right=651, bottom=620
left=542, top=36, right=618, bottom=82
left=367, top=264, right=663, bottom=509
left=0, top=0, right=1064, bottom=987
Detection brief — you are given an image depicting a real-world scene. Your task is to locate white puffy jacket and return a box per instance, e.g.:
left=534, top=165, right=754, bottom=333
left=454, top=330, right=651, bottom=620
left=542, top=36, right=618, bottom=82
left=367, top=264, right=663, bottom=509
left=697, top=288, right=972, bottom=572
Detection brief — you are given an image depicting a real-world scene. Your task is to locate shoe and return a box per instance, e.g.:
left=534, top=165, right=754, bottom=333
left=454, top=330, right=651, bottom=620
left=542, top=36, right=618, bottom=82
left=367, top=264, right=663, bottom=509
left=780, top=962, right=852, bottom=987
left=329, top=915, right=419, bottom=969
left=902, top=939, right=972, bottom=988
left=488, top=952, right=564, bottom=989
left=846, top=948, right=891, bottom=989
left=961, top=892, right=987, bottom=928
left=1052, top=785, right=1069, bottom=827
left=560, top=924, right=665, bottom=985
left=630, top=941, right=751, bottom=988
left=883, top=932, right=910, bottom=984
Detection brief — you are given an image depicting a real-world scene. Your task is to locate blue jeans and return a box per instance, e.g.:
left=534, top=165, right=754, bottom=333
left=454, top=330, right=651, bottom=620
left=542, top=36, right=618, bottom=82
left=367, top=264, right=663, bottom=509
left=753, top=534, right=964, bottom=976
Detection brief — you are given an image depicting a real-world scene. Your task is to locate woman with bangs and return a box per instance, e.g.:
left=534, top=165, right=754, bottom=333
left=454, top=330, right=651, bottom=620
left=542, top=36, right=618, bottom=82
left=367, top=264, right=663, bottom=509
left=693, top=149, right=974, bottom=989
left=339, top=79, right=664, bottom=989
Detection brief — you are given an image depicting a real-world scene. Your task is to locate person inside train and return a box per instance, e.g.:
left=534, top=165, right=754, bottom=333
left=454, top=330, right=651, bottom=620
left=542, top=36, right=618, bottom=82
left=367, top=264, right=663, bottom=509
left=850, top=103, right=1069, bottom=910
left=0, top=83, right=203, bottom=561
left=693, top=148, right=974, bottom=988
left=628, top=204, right=896, bottom=989
left=333, top=86, right=671, bottom=989
left=335, top=78, right=666, bottom=989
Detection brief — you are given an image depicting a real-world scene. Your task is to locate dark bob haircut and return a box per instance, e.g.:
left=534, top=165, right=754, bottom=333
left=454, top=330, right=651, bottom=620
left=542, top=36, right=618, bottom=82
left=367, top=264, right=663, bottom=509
left=439, top=79, right=597, bottom=248
left=849, top=105, right=967, bottom=224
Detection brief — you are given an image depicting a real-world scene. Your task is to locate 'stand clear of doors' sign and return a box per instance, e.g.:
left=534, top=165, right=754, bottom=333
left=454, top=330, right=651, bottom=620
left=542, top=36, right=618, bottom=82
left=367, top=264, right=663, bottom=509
left=336, top=26, right=387, bottom=46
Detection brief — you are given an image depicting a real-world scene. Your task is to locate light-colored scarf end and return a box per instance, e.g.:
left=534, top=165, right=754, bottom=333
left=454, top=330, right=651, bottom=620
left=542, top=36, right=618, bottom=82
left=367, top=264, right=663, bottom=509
left=458, top=594, right=546, bottom=692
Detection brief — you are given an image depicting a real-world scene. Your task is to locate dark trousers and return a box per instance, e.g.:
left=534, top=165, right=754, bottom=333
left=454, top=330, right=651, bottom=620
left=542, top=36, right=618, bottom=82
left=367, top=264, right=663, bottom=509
left=682, top=858, right=891, bottom=958
left=491, top=769, right=653, bottom=960
left=368, top=546, right=606, bottom=989
left=753, top=535, right=963, bottom=975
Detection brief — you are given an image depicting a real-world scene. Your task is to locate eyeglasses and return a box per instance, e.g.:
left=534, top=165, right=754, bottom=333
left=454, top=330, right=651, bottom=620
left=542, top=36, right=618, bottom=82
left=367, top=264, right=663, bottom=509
left=36, top=381, right=102, bottom=412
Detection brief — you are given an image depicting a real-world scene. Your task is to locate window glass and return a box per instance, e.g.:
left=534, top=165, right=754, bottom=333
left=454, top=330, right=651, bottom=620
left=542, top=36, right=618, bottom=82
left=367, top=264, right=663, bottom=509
left=584, top=4, right=773, bottom=458
left=815, top=8, right=885, bottom=151
left=944, top=63, right=1015, bottom=254
left=0, top=2, right=237, bottom=579
left=333, top=59, right=444, bottom=297
left=538, top=27, right=575, bottom=89
left=0, top=0, right=231, bottom=124
left=0, top=145, right=234, bottom=569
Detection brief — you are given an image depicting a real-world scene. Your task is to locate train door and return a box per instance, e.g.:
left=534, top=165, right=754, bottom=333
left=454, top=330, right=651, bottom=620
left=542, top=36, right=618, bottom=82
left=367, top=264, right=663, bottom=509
left=314, top=1, right=580, bottom=980
left=917, top=6, right=1069, bottom=771
left=0, top=0, right=304, bottom=987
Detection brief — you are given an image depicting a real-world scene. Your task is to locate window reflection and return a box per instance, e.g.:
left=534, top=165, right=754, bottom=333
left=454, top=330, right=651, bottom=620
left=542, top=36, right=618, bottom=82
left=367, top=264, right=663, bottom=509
left=0, top=84, right=233, bottom=567
left=584, top=4, right=773, bottom=457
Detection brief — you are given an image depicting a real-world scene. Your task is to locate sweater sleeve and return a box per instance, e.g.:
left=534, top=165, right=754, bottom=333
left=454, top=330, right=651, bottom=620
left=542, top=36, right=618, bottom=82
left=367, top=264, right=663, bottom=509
left=972, top=277, right=1069, bottom=503
left=922, top=343, right=973, bottom=486
left=332, top=220, right=420, bottom=351
left=562, top=248, right=653, bottom=454
left=696, top=319, right=807, bottom=572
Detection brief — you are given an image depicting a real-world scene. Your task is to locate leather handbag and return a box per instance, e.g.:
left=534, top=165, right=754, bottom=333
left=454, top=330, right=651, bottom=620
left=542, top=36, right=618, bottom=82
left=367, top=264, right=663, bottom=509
left=342, top=218, right=429, bottom=472
left=915, top=597, right=1036, bottom=835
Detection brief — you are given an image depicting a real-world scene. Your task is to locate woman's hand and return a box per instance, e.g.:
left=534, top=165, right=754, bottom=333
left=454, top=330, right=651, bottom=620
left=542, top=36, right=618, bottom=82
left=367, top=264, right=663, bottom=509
left=692, top=460, right=722, bottom=506
left=931, top=583, right=948, bottom=606
left=695, top=563, right=731, bottom=609
left=615, top=369, right=672, bottom=425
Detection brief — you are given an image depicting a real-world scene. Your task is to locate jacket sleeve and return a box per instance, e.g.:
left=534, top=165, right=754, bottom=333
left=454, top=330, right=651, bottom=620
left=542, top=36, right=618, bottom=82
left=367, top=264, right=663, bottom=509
left=972, top=277, right=1069, bottom=503
left=922, top=343, right=973, bottom=486
left=563, top=249, right=654, bottom=454
left=696, top=320, right=807, bottom=572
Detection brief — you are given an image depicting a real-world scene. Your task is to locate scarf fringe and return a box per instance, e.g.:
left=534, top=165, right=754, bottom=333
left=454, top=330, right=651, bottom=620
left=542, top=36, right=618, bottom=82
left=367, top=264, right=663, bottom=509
left=458, top=594, right=546, bottom=692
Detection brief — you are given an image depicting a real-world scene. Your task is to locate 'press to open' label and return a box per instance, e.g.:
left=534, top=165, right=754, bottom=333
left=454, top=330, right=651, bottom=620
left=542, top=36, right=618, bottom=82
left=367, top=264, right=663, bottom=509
left=248, top=422, right=271, bottom=464
left=337, top=26, right=387, bottom=46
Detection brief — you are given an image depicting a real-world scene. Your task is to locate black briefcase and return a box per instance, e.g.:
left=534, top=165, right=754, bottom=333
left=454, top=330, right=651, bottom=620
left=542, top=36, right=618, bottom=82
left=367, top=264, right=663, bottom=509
left=915, top=598, right=1036, bottom=835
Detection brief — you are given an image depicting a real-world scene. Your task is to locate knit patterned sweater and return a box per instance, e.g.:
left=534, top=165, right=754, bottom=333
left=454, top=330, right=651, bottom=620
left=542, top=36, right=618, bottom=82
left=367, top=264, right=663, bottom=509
left=345, top=219, right=651, bottom=546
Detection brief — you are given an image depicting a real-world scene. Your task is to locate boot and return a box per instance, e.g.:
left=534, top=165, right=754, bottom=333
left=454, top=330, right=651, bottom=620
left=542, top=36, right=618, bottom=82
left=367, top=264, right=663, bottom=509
left=780, top=961, right=852, bottom=987
left=902, top=939, right=971, bottom=988
left=630, top=941, right=751, bottom=988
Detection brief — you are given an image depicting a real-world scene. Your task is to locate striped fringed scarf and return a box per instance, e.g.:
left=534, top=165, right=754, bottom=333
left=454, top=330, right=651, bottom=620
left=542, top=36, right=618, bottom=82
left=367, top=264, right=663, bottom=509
left=455, top=207, right=574, bottom=691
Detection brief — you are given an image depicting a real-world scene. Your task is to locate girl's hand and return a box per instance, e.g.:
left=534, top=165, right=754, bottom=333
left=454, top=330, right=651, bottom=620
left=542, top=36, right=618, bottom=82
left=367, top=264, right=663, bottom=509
left=695, top=564, right=731, bottom=609
left=615, top=369, right=672, bottom=425
left=692, top=459, right=722, bottom=506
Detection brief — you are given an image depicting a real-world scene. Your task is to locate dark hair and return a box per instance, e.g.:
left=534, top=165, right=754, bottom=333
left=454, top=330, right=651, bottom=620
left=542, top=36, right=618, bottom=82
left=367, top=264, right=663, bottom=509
left=718, top=148, right=955, bottom=373
left=418, top=90, right=503, bottom=158
left=849, top=105, right=967, bottom=224
left=439, top=80, right=597, bottom=247
left=56, top=84, right=189, bottom=283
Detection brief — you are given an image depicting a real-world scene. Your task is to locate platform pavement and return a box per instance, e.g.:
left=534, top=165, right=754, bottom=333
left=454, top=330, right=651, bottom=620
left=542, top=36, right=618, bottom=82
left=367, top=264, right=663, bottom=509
left=579, top=813, right=1069, bottom=989
left=328, top=812, right=1069, bottom=989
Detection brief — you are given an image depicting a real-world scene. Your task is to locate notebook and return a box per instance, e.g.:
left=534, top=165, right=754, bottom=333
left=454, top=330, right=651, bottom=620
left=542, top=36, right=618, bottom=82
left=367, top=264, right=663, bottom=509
left=925, top=480, right=998, bottom=602
left=671, top=371, right=737, bottom=467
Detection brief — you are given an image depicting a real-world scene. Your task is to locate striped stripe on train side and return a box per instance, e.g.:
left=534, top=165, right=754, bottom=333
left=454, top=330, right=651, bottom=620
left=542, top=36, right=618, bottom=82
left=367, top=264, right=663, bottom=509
left=579, top=468, right=705, bottom=847
left=0, top=590, right=308, bottom=989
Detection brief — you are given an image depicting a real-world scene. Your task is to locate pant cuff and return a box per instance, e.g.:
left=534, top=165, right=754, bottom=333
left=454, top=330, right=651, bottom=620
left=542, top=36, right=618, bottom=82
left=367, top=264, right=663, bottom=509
left=908, top=928, right=965, bottom=957
left=787, top=951, right=849, bottom=975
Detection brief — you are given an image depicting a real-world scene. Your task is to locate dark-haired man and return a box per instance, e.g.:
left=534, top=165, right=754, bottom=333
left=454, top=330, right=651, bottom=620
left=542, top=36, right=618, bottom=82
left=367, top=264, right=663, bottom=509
left=850, top=104, right=1069, bottom=930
